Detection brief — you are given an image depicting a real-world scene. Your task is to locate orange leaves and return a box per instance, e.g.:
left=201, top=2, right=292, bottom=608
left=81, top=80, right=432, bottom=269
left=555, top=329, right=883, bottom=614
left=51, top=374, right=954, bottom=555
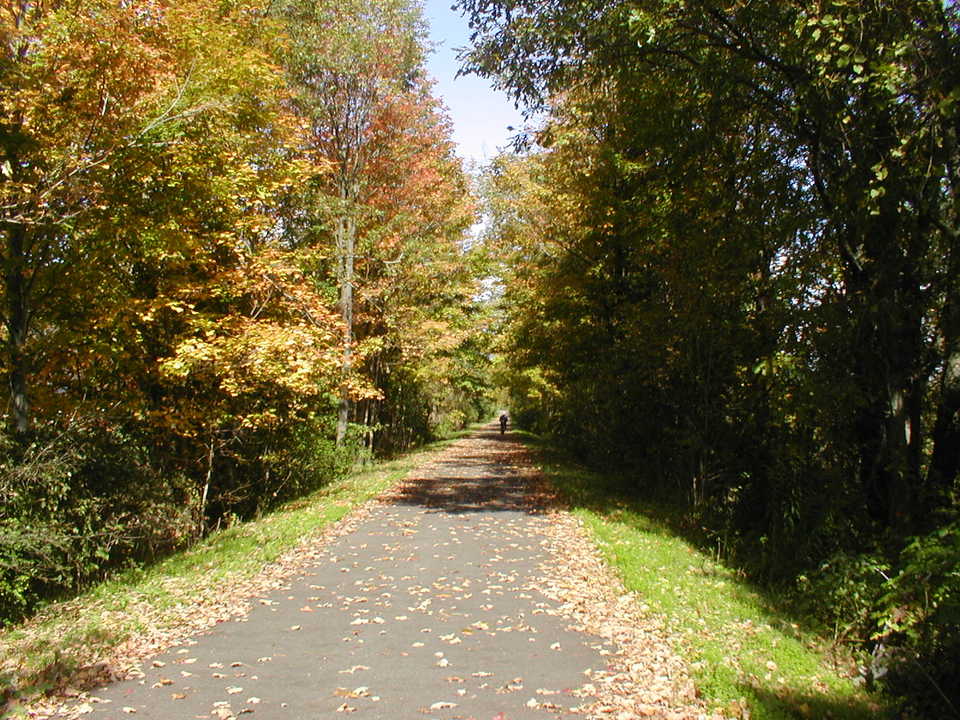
left=152, top=241, right=392, bottom=441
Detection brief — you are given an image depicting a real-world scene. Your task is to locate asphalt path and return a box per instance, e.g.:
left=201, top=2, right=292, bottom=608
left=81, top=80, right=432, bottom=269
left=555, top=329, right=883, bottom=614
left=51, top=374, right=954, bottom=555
left=82, top=426, right=617, bottom=720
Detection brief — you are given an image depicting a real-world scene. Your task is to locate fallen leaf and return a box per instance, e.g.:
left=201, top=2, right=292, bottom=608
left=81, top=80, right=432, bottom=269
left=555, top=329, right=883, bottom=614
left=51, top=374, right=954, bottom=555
left=339, top=665, right=370, bottom=674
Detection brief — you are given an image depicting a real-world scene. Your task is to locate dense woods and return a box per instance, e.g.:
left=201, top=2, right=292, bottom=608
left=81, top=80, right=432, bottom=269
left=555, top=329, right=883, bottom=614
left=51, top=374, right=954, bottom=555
left=3, top=0, right=959, bottom=716
left=1, top=0, right=489, bottom=624
left=465, top=0, right=959, bottom=715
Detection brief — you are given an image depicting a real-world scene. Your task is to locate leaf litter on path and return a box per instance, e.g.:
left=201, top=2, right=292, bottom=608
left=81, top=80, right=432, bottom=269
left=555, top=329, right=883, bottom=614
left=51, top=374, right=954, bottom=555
left=25, top=428, right=726, bottom=719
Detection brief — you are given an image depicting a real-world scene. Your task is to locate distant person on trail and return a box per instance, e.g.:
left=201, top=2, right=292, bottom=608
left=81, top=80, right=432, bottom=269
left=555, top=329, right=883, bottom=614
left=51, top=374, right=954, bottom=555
left=499, top=412, right=508, bottom=434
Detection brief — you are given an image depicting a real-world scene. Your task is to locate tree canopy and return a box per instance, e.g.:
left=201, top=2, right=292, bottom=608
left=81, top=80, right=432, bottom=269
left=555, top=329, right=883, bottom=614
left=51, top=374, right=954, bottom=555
left=1, top=0, right=491, bottom=625
left=3, top=0, right=958, bottom=714
left=464, top=0, right=960, bottom=714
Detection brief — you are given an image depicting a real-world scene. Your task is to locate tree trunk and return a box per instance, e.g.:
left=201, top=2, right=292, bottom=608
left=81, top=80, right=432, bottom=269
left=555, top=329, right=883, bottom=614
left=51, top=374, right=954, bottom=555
left=845, top=187, right=925, bottom=529
left=4, top=224, right=30, bottom=433
left=925, top=103, right=960, bottom=507
left=927, top=342, right=960, bottom=498
left=927, top=239, right=960, bottom=501
left=336, top=208, right=356, bottom=446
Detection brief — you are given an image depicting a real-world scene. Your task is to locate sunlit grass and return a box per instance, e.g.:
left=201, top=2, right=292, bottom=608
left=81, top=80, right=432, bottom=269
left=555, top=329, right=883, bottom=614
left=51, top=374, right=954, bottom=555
left=522, top=435, right=887, bottom=720
left=0, top=429, right=474, bottom=709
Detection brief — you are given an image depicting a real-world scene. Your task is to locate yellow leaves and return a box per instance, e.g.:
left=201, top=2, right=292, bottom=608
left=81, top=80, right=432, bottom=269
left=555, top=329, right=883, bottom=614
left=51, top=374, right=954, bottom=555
left=161, top=319, right=340, bottom=396
left=344, top=377, right=384, bottom=402
left=238, top=411, right=281, bottom=430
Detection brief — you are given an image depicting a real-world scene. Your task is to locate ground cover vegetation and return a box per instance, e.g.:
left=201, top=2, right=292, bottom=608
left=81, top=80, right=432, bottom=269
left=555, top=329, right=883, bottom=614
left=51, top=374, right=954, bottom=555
left=0, top=428, right=473, bottom=713
left=463, top=0, right=960, bottom=715
left=528, top=431, right=885, bottom=719
left=1, top=0, right=493, bottom=628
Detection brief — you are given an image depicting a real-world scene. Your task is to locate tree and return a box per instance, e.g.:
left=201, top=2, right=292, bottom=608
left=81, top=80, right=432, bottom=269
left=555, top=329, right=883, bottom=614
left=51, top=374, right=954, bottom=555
left=0, top=0, right=290, bottom=433
left=0, top=0, right=350, bottom=618
left=465, top=0, right=960, bottom=711
left=1, top=0, right=176, bottom=431
left=461, top=0, right=960, bottom=525
left=277, top=0, right=427, bottom=445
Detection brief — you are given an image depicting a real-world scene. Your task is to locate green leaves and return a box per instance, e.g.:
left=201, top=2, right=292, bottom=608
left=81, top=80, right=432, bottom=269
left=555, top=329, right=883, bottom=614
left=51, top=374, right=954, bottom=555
left=465, top=0, right=959, bottom=713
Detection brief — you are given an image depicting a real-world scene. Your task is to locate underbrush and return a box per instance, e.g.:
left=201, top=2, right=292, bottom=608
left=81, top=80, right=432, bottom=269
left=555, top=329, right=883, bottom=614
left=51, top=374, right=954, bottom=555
left=521, top=434, right=888, bottom=720
left=0, top=430, right=471, bottom=715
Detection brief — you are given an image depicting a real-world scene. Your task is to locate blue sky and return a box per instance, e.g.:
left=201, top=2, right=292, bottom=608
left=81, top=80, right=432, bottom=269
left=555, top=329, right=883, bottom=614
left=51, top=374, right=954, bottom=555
left=422, top=0, right=524, bottom=165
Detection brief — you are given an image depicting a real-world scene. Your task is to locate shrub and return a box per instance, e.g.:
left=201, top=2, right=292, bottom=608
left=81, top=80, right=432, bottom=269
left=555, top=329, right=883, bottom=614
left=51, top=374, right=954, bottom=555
left=874, top=521, right=960, bottom=717
left=0, top=419, right=194, bottom=625
left=796, top=549, right=891, bottom=651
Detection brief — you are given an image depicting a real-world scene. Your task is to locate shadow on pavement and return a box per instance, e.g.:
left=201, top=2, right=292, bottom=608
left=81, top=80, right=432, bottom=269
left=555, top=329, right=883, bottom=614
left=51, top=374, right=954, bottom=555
left=383, top=425, right=540, bottom=515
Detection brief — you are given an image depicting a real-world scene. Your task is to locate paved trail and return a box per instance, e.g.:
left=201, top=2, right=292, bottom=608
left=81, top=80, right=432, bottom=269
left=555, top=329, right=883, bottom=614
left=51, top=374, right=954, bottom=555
left=76, top=426, right=705, bottom=720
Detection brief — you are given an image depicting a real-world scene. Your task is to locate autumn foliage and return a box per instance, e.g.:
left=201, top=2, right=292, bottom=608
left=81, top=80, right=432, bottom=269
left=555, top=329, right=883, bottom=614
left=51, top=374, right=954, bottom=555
left=0, top=0, right=488, bottom=623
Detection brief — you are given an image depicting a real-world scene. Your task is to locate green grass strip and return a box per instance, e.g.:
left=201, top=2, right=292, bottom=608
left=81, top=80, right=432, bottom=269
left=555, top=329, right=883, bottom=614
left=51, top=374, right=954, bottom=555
left=0, top=429, right=475, bottom=709
left=520, top=433, right=888, bottom=720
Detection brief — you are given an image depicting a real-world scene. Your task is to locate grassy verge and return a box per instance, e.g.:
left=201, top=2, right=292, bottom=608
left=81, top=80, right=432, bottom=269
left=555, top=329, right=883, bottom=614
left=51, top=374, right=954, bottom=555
left=519, top=433, right=888, bottom=720
left=0, top=428, right=476, bottom=712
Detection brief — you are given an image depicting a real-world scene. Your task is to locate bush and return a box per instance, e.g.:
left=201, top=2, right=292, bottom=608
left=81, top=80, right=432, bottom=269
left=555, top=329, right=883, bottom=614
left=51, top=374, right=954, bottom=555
left=796, top=550, right=890, bottom=649
left=0, top=419, right=194, bottom=625
left=0, top=407, right=376, bottom=625
left=257, top=415, right=364, bottom=510
left=874, top=521, right=960, bottom=717
left=789, top=525, right=960, bottom=717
